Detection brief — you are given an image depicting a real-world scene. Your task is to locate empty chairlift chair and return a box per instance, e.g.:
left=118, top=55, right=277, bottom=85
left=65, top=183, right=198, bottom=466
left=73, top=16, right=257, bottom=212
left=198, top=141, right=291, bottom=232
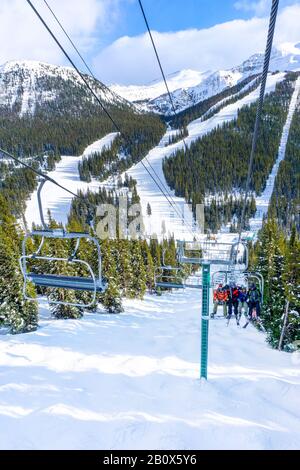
left=177, top=240, right=248, bottom=268
left=20, top=179, right=107, bottom=308
left=154, top=249, right=185, bottom=290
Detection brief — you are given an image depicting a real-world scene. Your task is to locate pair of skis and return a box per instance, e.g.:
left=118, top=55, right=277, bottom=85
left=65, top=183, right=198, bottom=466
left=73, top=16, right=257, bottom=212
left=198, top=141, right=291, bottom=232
left=243, top=307, right=266, bottom=331
left=226, top=314, right=241, bottom=327
left=243, top=317, right=266, bottom=332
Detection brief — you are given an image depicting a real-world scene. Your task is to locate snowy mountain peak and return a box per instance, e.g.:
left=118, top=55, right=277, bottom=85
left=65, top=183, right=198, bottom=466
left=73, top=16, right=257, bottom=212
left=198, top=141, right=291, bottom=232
left=0, top=59, right=130, bottom=117
left=236, top=42, right=300, bottom=74
left=111, top=69, right=210, bottom=104
left=111, top=41, right=300, bottom=115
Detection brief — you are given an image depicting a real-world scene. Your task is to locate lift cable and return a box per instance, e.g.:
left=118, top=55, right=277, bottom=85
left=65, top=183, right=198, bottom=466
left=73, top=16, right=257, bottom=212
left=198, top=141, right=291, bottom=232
left=138, top=0, right=188, bottom=152
left=237, top=0, right=279, bottom=247
left=41, top=0, right=196, bottom=237
left=12, top=0, right=197, bottom=238
left=0, top=147, right=81, bottom=201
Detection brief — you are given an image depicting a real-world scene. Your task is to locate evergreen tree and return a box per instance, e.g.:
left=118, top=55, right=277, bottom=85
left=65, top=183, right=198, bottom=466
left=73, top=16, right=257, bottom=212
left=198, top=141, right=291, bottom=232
left=0, top=195, right=38, bottom=333
left=127, top=241, right=147, bottom=299
left=141, top=239, right=155, bottom=292
left=253, top=218, right=300, bottom=349
left=44, top=220, right=83, bottom=319
left=100, top=240, right=123, bottom=313
left=147, top=203, right=152, bottom=217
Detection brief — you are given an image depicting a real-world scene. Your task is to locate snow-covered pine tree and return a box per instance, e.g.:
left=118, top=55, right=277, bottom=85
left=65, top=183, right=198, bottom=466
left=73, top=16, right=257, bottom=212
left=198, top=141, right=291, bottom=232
left=141, top=239, right=155, bottom=292
left=150, top=238, right=161, bottom=266
left=100, top=240, right=123, bottom=313
left=265, top=234, right=286, bottom=347
left=281, top=226, right=300, bottom=348
left=128, top=240, right=147, bottom=299
left=147, top=203, right=152, bottom=217
left=117, top=239, right=134, bottom=298
left=45, top=220, right=83, bottom=319
left=254, top=218, right=300, bottom=349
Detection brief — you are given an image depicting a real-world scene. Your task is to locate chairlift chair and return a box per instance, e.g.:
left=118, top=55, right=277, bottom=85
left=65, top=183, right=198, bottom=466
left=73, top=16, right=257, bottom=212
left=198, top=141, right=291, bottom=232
left=20, top=179, right=107, bottom=308
left=154, top=249, right=185, bottom=290
left=245, top=272, right=264, bottom=304
left=177, top=240, right=248, bottom=268
left=211, top=270, right=264, bottom=304
left=183, top=271, right=203, bottom=289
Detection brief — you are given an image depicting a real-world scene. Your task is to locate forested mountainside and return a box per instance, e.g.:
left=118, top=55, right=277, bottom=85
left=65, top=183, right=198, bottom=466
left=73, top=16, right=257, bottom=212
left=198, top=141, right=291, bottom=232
left=268, top=98, right=300, bottom=232
left=163, top=73, right=299, bottom=230
left=0, top=61, right=165, bottom=217
left=78, top=114, right=165, bottom=182
left=0, top=61, right=165, bottom=157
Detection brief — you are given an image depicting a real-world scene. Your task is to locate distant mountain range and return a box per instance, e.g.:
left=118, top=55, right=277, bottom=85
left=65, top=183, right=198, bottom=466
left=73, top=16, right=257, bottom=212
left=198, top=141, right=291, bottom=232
left=110, top=42, right=300, bottom=115
left=0, top=42, right=299, bottom=120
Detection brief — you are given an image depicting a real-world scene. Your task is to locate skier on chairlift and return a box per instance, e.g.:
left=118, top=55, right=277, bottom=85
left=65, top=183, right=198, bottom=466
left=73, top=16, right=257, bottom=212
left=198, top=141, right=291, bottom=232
left=238, top=286, right=248, bottom=321
left=227, top=282, right=240, bottom=325
left=211, top=283, right=228, bottom=318
left=243, top=283, right=265, bottom=330
left=248, top=283, right=261, bottom=317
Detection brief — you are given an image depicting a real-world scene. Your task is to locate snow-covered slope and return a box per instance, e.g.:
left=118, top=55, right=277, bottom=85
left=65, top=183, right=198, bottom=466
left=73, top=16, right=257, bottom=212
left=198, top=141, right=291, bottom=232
left=3, top=65, right=300, bottom=453
left=250, top=76, right=300, bottom=232
left=124, top=73, right=285, bottom=239
left=23, top=69, right=287, bottom=242
left=0, top=290, right=299, bottom=450
left=0, top=61, right=129, bottom=117
left=24, top=72, right=284, bottom=238
left=25, top=133, right=118, bottom=228
left=111, top=42, right=300, bottom=115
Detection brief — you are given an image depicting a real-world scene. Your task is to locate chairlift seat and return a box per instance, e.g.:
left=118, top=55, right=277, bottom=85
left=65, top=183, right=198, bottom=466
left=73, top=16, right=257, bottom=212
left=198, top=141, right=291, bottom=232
left=155, top=281, right=185, bottom=289
left=184, top=283, right=203, bottom=289
left=28, top=273, right=106, bottom=292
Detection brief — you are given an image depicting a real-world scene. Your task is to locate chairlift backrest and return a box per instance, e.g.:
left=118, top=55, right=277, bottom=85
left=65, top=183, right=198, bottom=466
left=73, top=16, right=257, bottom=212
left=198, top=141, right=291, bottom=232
left=20, top=179, right=107, bottom=308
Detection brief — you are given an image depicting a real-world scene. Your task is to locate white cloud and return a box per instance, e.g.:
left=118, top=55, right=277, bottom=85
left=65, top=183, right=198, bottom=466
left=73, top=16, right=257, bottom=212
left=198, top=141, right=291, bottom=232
left=234, top=0, right=297, bottom=16
left=0, top=0, right=124, bottom=65
left=92, top=3, right=300, bottom=85
left=234, top=0, right=271, bottom=16
left=1, top=1, right=300, bottom=87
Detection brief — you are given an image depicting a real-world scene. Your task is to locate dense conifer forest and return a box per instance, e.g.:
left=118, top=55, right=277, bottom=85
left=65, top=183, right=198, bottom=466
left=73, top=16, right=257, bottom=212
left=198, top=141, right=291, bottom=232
left=168, top=74, right=259, bottom=128
left=78, top=116, right=165, bottom=182
left=163, top=74, right=298, bottom=230
left=250, top=220, right=300, bottom=350
left=268, top=101, right=300, bottom=232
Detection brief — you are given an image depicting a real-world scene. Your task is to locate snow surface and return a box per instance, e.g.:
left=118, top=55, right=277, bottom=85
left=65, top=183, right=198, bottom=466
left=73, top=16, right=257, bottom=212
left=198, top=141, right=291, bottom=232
left=0, top=291, right=299, bottom=450
left=145, top=70, right=244, bottom=115
left=24, top=133, right=118, bottom=228
left=250, top=76, right=300, bottom=232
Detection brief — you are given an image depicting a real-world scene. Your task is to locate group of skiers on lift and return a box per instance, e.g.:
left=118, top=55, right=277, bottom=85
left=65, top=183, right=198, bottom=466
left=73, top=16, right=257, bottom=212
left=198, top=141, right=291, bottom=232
left=212, top=282, right=261, bottom=327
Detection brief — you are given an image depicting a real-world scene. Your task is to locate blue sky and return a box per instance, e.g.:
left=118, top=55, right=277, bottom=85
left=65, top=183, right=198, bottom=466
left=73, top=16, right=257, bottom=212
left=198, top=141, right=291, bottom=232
left=1, top=1, right=300, bottom=84
left=105, top=0, right=254, bottom=44
left=95, top=0, right=297, bottom=48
